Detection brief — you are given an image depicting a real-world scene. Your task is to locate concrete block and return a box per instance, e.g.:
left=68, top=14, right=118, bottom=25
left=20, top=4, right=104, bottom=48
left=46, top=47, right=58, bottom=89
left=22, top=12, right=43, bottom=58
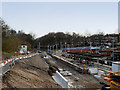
left=52, top=71, right=68, bottom=88
left=112, top=62, right=120, bottom=72
left=88, top=68, right=98, bottom=75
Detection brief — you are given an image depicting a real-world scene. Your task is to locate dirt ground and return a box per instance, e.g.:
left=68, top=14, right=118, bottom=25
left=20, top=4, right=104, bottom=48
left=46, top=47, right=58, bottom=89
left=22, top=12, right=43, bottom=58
left=2, top=55, right=61, bottom=88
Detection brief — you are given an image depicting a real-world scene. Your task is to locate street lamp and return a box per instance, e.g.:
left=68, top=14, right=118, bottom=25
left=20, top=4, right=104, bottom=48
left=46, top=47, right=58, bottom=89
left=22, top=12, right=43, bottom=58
left=67, top=44, right=69, bottom=52
left=48, top=45, right=49, bottom=51
left=56, top=44, right=57, bottom=51
left=53, top=45, right=54, bottom=53
left=38, top=42, right=40, bottom=51
left=50, top=46, right=51, bottom=51
left=90, top=42, right=92, bottom=53
left=112, top=38, right=114, bottom=61
left=84, top=37, right=85, bottom=47
left=60, top=41, right=62, bottom=50
left=78, top=42, right=79, bottom=47
left=71, top=39, right=73, bottom=48
left=65, top=42, right=67, bottom=53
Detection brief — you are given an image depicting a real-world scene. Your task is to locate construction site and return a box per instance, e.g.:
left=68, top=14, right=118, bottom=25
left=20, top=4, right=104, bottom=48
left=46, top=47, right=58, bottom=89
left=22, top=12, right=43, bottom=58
left=1, top=1, right=120, bottom=89
left=1, top=33, right=120, bottom=89
left=1, top=45, right=120, bottom=89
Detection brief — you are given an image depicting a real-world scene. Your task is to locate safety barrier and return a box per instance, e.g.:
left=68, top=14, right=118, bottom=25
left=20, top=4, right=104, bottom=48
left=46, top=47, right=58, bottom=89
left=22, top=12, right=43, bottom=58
left=52, top=71, right=68, bottom=88
left=0, top=53, right=38, bottom=76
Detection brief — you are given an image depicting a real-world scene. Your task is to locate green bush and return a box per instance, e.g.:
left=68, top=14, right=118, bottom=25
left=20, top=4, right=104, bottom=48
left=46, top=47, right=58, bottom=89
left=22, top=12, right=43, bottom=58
left=2, top=37, right=21, bottom=52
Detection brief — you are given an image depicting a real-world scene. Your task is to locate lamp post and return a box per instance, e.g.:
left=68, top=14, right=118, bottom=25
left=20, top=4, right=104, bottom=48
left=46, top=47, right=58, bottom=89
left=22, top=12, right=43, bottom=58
left=78, top=42, right=79, bottom=47
left=56, top=44, right=57, bottom=51
left=65, top=42, right=67, bottom=57
left=67, top=44, right=69, bottom=52
left=39, top=42, right=40, bottom=51
left=53, top=45, right=54, bottom=53
left=48, top=45, right=49, bottom=52
left=84, top=37, right=85, bottom=47
left=71, top=39, right=73, bottom=48
left=65, top=42, right=67, bottom=53
left=90, top=42, right=92, bottom=53
left=60, top=41, right=62, bottom=50
left=112, top=38, right=114, bottom=61
left=50, top=46, right=51, bottom=52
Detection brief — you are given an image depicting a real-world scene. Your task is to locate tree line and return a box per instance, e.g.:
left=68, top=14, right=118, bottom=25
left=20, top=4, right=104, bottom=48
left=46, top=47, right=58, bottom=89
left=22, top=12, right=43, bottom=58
left=1, top=17, right=119, bottom=53
left=1, top=18, right=35, bottom=54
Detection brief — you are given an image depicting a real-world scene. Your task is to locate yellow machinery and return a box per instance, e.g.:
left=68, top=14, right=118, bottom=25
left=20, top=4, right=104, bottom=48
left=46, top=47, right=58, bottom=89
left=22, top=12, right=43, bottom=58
left=102, top=71, right=120, bottom=90
left=110, top=81, right=120, bottom=90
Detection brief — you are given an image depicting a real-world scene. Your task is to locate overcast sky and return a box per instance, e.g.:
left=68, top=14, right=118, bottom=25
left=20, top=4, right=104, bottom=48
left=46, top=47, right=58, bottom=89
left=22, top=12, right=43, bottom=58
left=2, top=2, right=118, bottom=38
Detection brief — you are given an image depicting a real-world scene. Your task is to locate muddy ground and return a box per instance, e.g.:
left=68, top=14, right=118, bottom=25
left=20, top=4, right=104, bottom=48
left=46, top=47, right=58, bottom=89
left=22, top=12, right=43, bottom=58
left=2, top=55, right=61, bottom=88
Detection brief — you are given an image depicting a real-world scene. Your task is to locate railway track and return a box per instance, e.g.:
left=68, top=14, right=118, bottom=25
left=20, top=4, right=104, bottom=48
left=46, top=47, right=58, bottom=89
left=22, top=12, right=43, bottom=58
left=46, top=53, right=103, bottom=88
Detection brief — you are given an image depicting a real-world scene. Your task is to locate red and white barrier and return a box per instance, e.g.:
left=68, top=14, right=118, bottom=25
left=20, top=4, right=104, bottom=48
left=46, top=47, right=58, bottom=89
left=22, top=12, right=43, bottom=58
left=1, top=53, right=37, bottom=66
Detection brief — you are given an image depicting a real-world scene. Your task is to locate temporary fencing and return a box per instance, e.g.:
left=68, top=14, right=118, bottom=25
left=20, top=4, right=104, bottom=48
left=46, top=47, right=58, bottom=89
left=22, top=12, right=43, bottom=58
left=0, top=53, right=37, bottom=76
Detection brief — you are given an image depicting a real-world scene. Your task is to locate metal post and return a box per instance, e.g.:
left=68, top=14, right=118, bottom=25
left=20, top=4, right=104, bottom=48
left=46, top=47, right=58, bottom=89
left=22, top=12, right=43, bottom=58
left=90, top=42, right=92, bottom=53
left=89, top=41, right=92, bottom=68
left=48, top=45, right=49, bottom=51
left=67, top=44, right=69, bottom=52
left=50, top=46, right=51, bottom=51
left=53, top=45, right=54, bottom=53
left=113, top=39, right=114, bottom=61
left=72, top=39, right=73, bottom=48
left=72, top=42, right=73, bottom=48
left=84, top=38, right=85, bottom=47
left=39, top=42, right=40, bottom=51
left=56, top=44, right=57, bottom=51
left=65, top=42, right=66, bottom=54
left=78, top=42, right=79, bottom=47
left=60, top=41, right=62, bottom=50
